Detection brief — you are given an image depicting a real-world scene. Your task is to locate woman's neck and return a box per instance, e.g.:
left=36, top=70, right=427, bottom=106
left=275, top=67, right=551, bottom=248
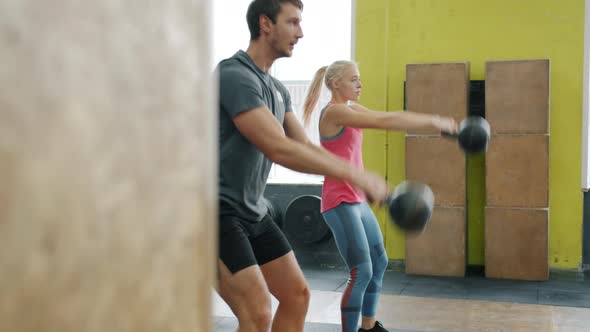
left=330, top=96, right=349, bottom=105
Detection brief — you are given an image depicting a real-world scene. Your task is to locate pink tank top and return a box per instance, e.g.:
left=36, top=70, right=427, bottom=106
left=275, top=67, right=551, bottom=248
left=320, top=106, right=367, bottom=212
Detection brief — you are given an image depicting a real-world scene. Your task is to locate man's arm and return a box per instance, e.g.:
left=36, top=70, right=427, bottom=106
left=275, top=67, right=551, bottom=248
left=282, top=111, right=311, bottom=145
left=233, top=107, right=388, bottom=202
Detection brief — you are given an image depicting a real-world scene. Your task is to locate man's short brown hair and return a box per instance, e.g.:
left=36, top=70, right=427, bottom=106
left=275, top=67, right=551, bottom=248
left=246, top=0, right=303, bottom=40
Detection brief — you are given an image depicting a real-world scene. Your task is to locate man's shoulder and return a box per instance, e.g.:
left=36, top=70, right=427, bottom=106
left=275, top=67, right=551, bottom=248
left=218, top=57, right=249, bottom=74
left=219, top=58, right=259, bottom=83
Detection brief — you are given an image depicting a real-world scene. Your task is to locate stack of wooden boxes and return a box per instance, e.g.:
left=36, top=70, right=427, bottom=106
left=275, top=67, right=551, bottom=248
left=484, top=59, right=550, bottom=281
left=404, top=62, right=470, bottom=277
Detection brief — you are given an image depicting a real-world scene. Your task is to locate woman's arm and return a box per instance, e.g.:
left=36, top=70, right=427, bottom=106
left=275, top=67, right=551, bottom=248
left=325, top=103, right=457, bottom=133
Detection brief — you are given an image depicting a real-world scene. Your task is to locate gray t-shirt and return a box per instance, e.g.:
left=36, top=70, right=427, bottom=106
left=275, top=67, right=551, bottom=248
left=217, top=50, right=293, bottom=222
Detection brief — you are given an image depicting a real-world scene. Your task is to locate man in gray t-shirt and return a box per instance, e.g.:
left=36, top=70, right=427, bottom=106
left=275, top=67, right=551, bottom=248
left=218, top=49, right=293, bottom=222
left=216, top=1, right=389, bottom=331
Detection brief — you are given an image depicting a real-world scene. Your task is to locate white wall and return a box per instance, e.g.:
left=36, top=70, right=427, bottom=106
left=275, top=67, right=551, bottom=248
left=212, top=0, right=352, bottom=80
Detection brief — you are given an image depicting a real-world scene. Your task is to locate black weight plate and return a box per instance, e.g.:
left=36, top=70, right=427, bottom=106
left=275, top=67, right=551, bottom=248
left=283, top=195, right=329, bottom=244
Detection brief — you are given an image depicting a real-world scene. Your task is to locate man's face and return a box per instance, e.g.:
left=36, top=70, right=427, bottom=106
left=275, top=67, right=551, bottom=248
left=268, top=3, right=303, bottom=58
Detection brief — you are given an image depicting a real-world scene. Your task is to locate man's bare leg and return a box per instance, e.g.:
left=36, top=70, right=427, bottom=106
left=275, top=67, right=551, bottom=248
left=218, top=261, right=273, bottom=332
left=260, top=252, right=310, bottom=332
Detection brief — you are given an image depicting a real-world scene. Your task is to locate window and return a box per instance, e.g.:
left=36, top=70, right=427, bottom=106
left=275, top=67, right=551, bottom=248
left=212, top=0, right=354, bottom=184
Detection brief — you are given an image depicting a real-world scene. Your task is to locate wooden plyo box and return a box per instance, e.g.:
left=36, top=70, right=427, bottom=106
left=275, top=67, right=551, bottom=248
left=406, top=62, right=469, bottom=135
left=405, top=136, right=465, bottom=207
left=485, top=207, right=549, bottom=281
left=405, top=207, right=466, bottom=277
left=486, top=59, right=550, bottom=135
left=486, top=135, right=549, bottom=208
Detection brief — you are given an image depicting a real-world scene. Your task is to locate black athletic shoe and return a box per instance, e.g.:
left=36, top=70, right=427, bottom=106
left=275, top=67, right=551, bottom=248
left=358, top=320, right=389, bottom=332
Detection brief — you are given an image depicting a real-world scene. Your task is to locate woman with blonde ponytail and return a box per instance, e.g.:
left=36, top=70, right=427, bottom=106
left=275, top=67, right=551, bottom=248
left=307, top=61, right=458, bottom=332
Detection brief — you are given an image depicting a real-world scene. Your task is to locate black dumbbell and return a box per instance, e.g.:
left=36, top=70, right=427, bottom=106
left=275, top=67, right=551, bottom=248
left=443, top=115, right=491, bottom=154
left=385, top=181, right=434, bottom=233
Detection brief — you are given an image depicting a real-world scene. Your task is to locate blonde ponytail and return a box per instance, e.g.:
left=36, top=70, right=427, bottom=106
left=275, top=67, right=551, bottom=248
left=302, top=66, right=328, bottom=127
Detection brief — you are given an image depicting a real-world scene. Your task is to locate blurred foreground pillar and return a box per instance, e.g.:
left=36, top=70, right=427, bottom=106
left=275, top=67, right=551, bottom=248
left=0, top=1, right=216, bottom=331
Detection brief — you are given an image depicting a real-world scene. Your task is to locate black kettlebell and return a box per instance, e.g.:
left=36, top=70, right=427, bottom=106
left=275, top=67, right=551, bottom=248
left=386, top=181, right=434, bottom=233
left=443, top=115, right=490, bottom=154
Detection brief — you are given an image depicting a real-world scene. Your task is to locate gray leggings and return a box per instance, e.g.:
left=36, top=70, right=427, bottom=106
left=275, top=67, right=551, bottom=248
left=322, top=202, right=388, bottom=332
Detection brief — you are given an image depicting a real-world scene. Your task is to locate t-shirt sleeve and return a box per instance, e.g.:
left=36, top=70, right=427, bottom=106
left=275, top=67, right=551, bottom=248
left=219, top=65, right=266, bottom=118
left=274, top=80, right=293, bottom=113
left=283, top=87, right=293, bottom=113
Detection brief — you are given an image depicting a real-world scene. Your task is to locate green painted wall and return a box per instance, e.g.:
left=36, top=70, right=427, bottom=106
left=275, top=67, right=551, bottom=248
left=356, top=0, right=585, bottom=269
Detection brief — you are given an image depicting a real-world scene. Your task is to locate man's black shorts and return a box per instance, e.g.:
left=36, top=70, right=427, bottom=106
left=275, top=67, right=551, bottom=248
left=219, top=210, right=292, bottom=274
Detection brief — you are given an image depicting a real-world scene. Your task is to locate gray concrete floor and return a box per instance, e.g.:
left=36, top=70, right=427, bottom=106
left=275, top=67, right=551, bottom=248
left=302, top=263, right=590, bottom=307
left=214, top=256, right=590, bottom=331
left=215, top=317, right=421, bottom=332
